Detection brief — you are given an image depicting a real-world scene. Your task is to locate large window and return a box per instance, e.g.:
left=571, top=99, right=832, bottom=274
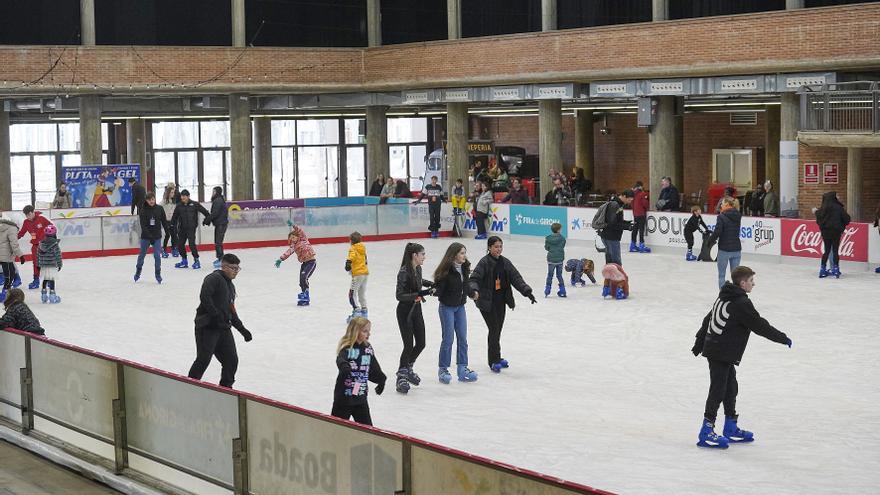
left=388, top=118, right=428, bottom=191
left=345, top=119, right=366, bottom=196
left=270, top=119, right=343, bottom=199
left=151, top=121, right=231, bottom=201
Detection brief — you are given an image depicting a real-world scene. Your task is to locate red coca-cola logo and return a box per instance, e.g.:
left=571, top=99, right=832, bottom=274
left=781, top=220, right=868, bottom=262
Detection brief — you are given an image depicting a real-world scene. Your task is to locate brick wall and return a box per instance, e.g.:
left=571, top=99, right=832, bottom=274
left=798, top=145, right=880, bottom=222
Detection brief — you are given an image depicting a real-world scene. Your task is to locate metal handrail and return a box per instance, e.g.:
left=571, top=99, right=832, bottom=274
left=799, top=81, right=880, bottom=133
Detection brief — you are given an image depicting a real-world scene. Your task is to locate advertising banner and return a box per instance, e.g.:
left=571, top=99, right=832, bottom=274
left=460, top=203, right=509, bottom=235
left=61, top=165, right=141, bottom=208
left=565, top=207, right=600, bottom=241
left=101, top=215, right=142, bottom=250
left=52, top=217, right=103, bottom=253
left=870, top=224, right=880, bottom=264
left=227, top=199, right=305, bottom=212
left=509, top=205, right=567, bottom=237
left=738, top=217, right=781, bottom=256
left=644, top=211, right=702, bottom=248
left=643, top=211, right=780, bottom=256
left=781, top=219, right=869, bottom=262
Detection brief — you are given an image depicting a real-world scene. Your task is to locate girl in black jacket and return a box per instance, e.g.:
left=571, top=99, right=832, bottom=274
left=432, top=242, right=478, bottom=384
left=815, top=191, right=851, bottom=278
left=332, top=317, right=386, bottom=426
left=709, top=197, right=743, bottom=289
left=468, top=236, right=536, bottom=373
left=395, top=243, right=433, bottom=394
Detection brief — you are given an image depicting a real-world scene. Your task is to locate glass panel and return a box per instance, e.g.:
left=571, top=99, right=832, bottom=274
left=297, top=146, right=337, bottom=198
left=272, top=147, right=295, bottom=199
left=389, top=145, right=407, bottom=180
left=152, top=121, right=198, bottom=149
left=10, top=156, right=31, bottom=193
left=326, top=146, right=339, bottom=198
left=715, top=152, right=732, bottom=183
left=177, top=151, right=199, bottom=197
left=271, top=120, right=296, bottom=147
left=11, top=193, right=32, bottom=211
left=62, top=154, right=81, bottom=167
left=409, top=145, right=427, bottom=190
left=153, top=152, right=176, bottom=197
left=102, top=123, right=109, bottom=151
left=296, top=120, right=339, bottom=145
left=33, top=155, right=56, bottom=197
left=10, top=124, right=57, bottom=152
left=346, top=147, right=365, bottom=196
left=344, top=119, right=365, bottom=144
left=103, top=153, right=109, bottom=164
left=204, top=150, right=225, bottom=200
left=388, top=117, right=427, bottom=143
left=201, top=121, right=230, bottom=148
left=58, top=123, right=80, bottom=151
left=225, top=150, right=232, bottom=199
left=733, top=152, right=752, bottom=189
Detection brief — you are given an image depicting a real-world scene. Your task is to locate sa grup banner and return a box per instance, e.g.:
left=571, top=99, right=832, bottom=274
left=781, top=219, right=869, bottom=262
left=61, top=164, right=141, bottom=208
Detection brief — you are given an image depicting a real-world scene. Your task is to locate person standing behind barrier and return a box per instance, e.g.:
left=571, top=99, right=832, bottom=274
left=0, top=289, right=45, bottom=335
left=188, top=253, right=252, bottom=388
left=500, top=177, right=529, bottom=204
left=474, top=181, right=493, bottom=240
left=749, top=183, right=766, bottom=217
left=656, top=176, right=680, bottom=211
left=129, top=178, right=147, bottom=215
left=630, top=181, right=651, bottom=253
left=709, top=197, right=743, bottom=289
left=763, top=180, right=779, bottom=217
left=598, top=190, right=634, bottom=266
left=433, top=242, right=478, bottom=384
left=332, top=317, right=386, bottom=426
left=135, top=192, right=169, bottom=284
left=204, top=186, right=229, bottom=269
left=0, top=215, right=24, bottom=302
left=18, top=205, right=53, bottom=290
left=161, top=183, right=179, bottom=258
left=51, top=183, right=72, bottom=209
left=171, top=190, right=210, bottom=270
left=368, top=173, right=386, bottom=197
left=469, top=236, right=536, bottom=373
left=379, top=177, right=395, bottom=204
left=815, top=191, right=851, bottom=279
left=394, top=243, right=434, bottom=394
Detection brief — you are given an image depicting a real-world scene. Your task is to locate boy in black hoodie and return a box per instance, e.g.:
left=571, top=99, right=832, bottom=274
left=692, top=265, right=792, bottom=449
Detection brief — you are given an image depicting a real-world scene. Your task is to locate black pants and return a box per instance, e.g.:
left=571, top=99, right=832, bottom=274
left=704, top=359, right=738, bottom=423
left=631, top=215, right=646, bottom=244
left=396, top=302, right=425, bottom=369
left=428, top=202, right=441, bottom=232
left=188, top=327, right=239, bottom=388
left=214, top=223, right=228, bottom=260
left=1, top=262, right=18, bottom=290
left=475, top=211, right=488, bottom=236
left=177, top=228, right=199, bottom=260
left=163, top=222, right=177, bottom=251
left=480, top=295, right=507, bottom=366
left=300, top=259, right=316, bottom=292
left=331, top=402, right=372, bottom=426
left=821, top=232, right=841, bottom=266
left=684, top=230, right=695, bottom=250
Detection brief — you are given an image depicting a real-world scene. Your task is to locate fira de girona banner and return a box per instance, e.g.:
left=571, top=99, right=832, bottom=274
left=781, top=219, right=869, bottom=262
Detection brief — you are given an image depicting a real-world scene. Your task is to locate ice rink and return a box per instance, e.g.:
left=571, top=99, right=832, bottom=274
left=23, top=236, right=879, bottom=494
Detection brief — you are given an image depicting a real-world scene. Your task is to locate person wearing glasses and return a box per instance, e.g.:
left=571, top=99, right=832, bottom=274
left=187, top=253, right=253, bottom=389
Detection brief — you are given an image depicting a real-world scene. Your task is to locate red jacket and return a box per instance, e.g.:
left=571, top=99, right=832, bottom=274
left=18, top=212, right=53, bottom=245
left=632, top=189, right=650, bottom=217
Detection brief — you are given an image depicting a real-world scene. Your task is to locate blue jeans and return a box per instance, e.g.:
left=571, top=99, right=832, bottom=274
left=604, top=240, right=622, bottom=265
left=438, top=303, right=468, bottom=368
left=716, top=250, right=741, bottom=289
left=136, top=238, right=162, bottom=273
left=545, top=263, right=563, bottom=286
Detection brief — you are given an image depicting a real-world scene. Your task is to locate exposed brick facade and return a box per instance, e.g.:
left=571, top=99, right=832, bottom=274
left=798, top=145, right=880, bottom=222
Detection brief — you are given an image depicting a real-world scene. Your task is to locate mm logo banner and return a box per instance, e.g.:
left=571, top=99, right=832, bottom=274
left=509, top=205, right=567, bottom=237
left=462, top=204, right=509, bottom=233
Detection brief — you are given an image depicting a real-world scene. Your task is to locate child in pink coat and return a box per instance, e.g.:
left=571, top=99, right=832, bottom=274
left=275, top=224, right=317, bottom=306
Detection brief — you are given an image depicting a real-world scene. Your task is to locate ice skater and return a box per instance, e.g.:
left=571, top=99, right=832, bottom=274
left=394, top=243, right=434, bottom=394
left=204, top=186, right=229, bottom=269
left=0, top=215, right=24, bottom=302
left=473, top=181, right=493, bottom=240
left=161, top=183, right=179, bottom=258
left=600, top=263, right=629, bottom=300
left=416, top=175, right=444, bottom=238
left=17, top=205, right=53, bottom=290
left=451, top=179, right=466, bottom=215
left=432, top=242, right=477, bottom=384
left=346, top=232, right=369, bottom=319
left=0, top=289, right=45, bottom=335
left=596, top=190, right=634, bottom=266
left=332, top=317, right=386, bottom=426
left=629, top=181, right=651, bottom=253
left=36, top=225, right=62, bottom=304
left=275, top=224, right=317, bottom=306
left=171, top=190, right=210, bottom=269
left=691, top=265, right=792, bottom=449
left=135, top=192, right=170, bottom=284
left=815, top=191, right=850, bottom=278
left=709, top=197, right=742, bottom=289
left=683, top=205, right=709, bottom=261
left=564, top=258, right=595, bottom=287
left=468, top=236, right=536, bottom=372
left=544, top=222, right=567, bottom=297
left=187, top=253, right=252, bottom=388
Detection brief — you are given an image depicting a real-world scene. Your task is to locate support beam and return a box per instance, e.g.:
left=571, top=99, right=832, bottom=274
left=786, top=0, right=804, bottom=9
left=126, top=119, right=147, bottom=190
left=574, top=110, right=594, bottom=188
left=0, top=107, right=10, bottom=211
left=447, top=103, right=469, bottom=194
left=447, top=0, right=461, bottom=39
left=232, top=0, right=246, bottom=47
left=765, top=104, right=780, bottom=192
left=366, top=106, right=389, bottom=185
left=229, top=94, right=254, bottom=200
left=649, top=96, right=681, bottom=207
left=780, top=92, right=800, bottom=217
left=80, top=0, right=95, bottom=45
left=79, top=96, right=102, bottom=165
left=542, top=0, right=557, bottom=31
left=367, top=0, right=382, bottom=47
left=652, top=0, right=668, bottom=21
left=847, top=147, right=862, bottom=221
left=253, top=117, right=273, bottom=200
left=538, top=99, right=562, bottom=199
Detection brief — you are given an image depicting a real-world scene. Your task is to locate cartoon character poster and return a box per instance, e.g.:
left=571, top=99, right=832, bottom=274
left=61, top=165, right=141, bottom=208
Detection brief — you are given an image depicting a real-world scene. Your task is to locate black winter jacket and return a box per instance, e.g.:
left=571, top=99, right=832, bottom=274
left=815, top=195, right=851, bottom=236
left=598, top=198, right=632, bottom=242
left=684, top=214, right=708, bottom=235
left=658, top=185, right=680, bottom=211
left=468, top=254, right=532, bottom=313
left=433, top=262, right=470, bottom=307
left=130, top=183, right=147, bottom=214
left=709, top=208, right=742, bottom=252
left=334, top=342, right=386, bottom=406
left=0, top=302, right=45, bottom=335
left=395, top=265, right=433, bottom=305
left=171, top=200, right=210, bottom=232
left=139, top=203, right=169, bottom=241
left=692, top=283, right=789, bottom=365
left=194, top=270, right=245, bottom=333
left=208, top=195, right=229, bottom=226
left=37, top=236, right=62, bottom=270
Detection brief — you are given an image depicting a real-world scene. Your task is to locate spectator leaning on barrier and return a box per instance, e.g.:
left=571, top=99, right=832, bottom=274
left=51, top=183, right=72, bottom=209
left=763, top=180, right=779, bottom=217
left=379, top=177, right=395, bottom=204
left=656, top=176, right=680, bottom=212
left=368, top=173, right=386, bottom=197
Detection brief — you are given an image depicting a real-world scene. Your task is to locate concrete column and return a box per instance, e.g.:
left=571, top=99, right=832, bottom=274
left=649, top=96, right=680, bottom=207
left=0, top=107, right=10, bottom=211
left=847, top=147, right=862, bottom=221
left=126, top=118, right=147, bottom=190
left=447, top=0, right=461, bottom=39
left=367, top=0, right=381, bottom=47
left=79, top=96, right=102, bottom=165
left=229, top=94, right=254, bottom=200
left=764, top=105, right=780, bottom=191
left=447, top=103, right=469, bottom=193
left=652, top=0, right=668, bottom=21
left=786, top=0, right=804, bottom=9
left=538, top=99, right=562, bottom=199
left=673, top=97, right=684, bottom=191
left=366, top=106, right=389, bottom=185
left=542, top=0, right=557, bottom=31
left=232, top=0, right=246, bottom=47
left=575, top=110, right=594, bottom=187
left=780, top=92, right=800, bottom=217
left=80, top=0, right=95, bottom=45
left=253, top=117, right=273, bottom=200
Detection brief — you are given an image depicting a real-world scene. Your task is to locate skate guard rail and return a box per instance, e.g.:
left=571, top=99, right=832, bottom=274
left=0, top=326, right=611, bottom=495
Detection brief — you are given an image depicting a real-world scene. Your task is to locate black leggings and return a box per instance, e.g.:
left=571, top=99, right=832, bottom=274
left=1, top=262, right=17, bottom=290
left=331, top=402, right=372, bottom=426
left=187, top=327, right=239, bottom=388
left=631, top=215, right=646, bottom=244
left=704, top=359, right=738, bottom=423
left=684, top=230, right=695, bottom=250
left=821, top=232, right=841, bottom=266
left=475, top=211, right=488, bottom=236
left=163, top=223, right=176, bottom=251
left=214, top=223, right=228, bottom=259
left=480, top=296, right=507, bottom=366
left=396, top=302, right=425, bottom=369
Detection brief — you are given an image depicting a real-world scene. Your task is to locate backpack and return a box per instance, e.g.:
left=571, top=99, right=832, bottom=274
left=592, top=202, right=612, bottom=231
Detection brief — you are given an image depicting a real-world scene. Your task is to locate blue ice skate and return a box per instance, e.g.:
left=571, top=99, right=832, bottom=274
left=601, top=285, right=611, bottom=298
left=174, top=259, right=189, bottom=269
left=438, top=367, right=452, bottom=384
left=638, top=242, right=651, bottom=253
left=498, top=358, right=509, bottom=368
left=40, top=289, right=48, bottom=303
left=819, top=263, right=829, bottom=278
left=155, top=271, right=162, bottom=284
left=557, top=285, right=567, bottom=298
left=457, top=364, right=478, bottom=382
left=490, top=362, right=503, bottom=373
left=723, top=415, right=754, bottom=443
left=192, top=259, right=201, bottom=269
left=474, top=233, right=487, bottom=240
left=875, top=266, right=880, bottom=274
left=831, top=264, right=841, bottom=278
left=11, top=272, right=21, bottom=288
left=697, top=419, right=729, bottom=449
left=0, top=289, right=5, bottom=303
left=48, top=291, right=60, bottom=304
left=171, top=247, right=179, bottom=257
left=544, top=284, right=551, bottom=298
left=28, top=277, right=40, bottom=290
left=356, top=308, right=368, bottom=318
left=213, top=259, right=221, bottom=269
left=297, top=291, right=310, bottom=306
left=686, top=249, right=697, bottom=261
left=134, top=267, right=142, bottom=282
left=161, top=250, right=169, bottom=259
left=615, top=287, right=627, bottom=300
left=628, top=241, right=639, bottom=252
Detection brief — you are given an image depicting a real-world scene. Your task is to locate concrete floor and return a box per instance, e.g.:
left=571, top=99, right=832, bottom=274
left=0, top=440, right=120, bottom=495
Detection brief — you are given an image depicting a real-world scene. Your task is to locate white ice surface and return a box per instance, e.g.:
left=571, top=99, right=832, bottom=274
left=26, top=237, right=879, bottom=494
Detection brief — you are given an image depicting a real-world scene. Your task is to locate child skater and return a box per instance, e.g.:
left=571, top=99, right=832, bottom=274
left=346, top=231, right=369, bottom=319
left=451, top=179, right=466, bottom=215
left=691, top=265, right=792, bottom=449
left=395, top=243, right=434, bottom=394
left=37, top=224, right=62, bottom=304
left=0, top=288, right=45, bottom=335
left=544, top=222, right=566, bottom=297
left=332, top=317, right=386, bottom=426
left=684, top=205, right=709, bottom=261
left=275, top=224, right=316, bottom=306
left=564, top=258, right=596, bottom=287
left=432, top=242, right=478, bottom=384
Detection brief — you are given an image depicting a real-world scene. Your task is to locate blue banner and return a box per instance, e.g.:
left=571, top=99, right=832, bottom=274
left=61, top=164, right=141, bottom=208
left=509, top=205, right=568, bottom=237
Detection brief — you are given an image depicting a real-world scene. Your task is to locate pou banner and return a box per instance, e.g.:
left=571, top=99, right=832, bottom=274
left=61, top=164, right=141, bottom=208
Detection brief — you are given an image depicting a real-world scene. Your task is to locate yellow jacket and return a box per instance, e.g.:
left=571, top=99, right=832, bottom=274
left=347, top=242, right=369, bottom=276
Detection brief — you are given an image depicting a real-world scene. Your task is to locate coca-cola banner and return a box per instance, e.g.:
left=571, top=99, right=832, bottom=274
left=781, top=219, right=869, bottom=262
left=871, top=225, right=880, bottom=264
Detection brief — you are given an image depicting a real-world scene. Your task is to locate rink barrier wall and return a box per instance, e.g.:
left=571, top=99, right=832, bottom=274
left=3, top=202, right=878, bottom=266
left=0, top=326, right=612, bottom=495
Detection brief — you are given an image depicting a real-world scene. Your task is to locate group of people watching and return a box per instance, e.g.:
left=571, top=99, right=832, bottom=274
left=369, top=174, right=415, bottom=204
